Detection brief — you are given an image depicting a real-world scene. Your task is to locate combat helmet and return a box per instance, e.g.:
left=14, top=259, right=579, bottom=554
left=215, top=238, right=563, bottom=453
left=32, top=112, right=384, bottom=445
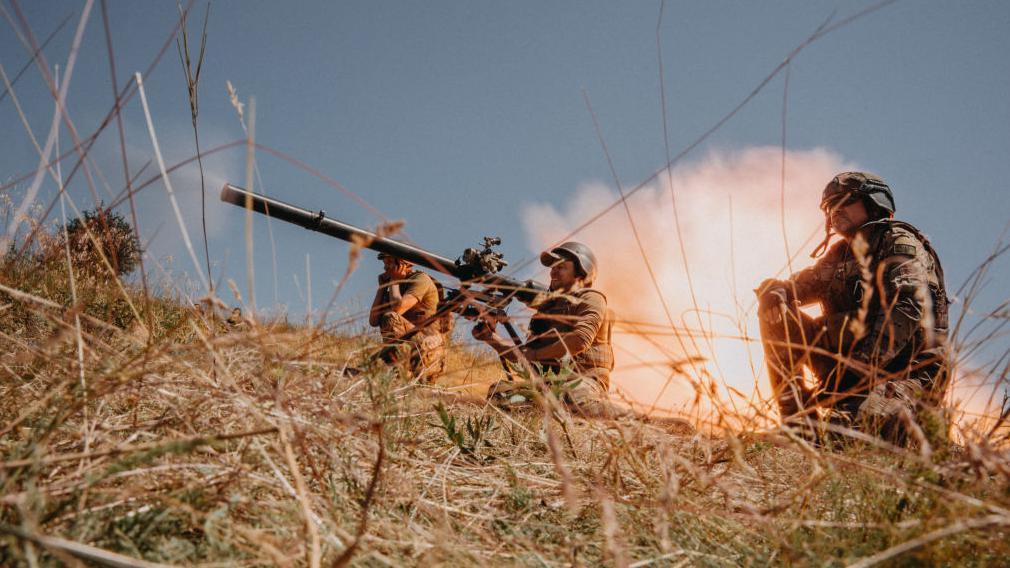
left=540, top=242, right=598, bottom=285
left=811, top=172, right=895, bottom=257
left=820, top=172, right=895, bottom=217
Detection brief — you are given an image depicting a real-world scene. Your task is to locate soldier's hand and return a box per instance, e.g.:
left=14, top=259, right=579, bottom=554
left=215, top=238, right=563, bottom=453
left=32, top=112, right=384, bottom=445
left=471, top=320, right=496, bottom=343
left=757, top=291, right=788, bottom=324
left=759, top=301, right=786, bottom=325
left=756, top=279, right=789, bottom=324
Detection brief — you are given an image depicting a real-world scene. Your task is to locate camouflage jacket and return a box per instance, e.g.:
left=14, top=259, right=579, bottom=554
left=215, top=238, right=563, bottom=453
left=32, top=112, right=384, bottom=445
left=786, top=220, right=948, bottom=372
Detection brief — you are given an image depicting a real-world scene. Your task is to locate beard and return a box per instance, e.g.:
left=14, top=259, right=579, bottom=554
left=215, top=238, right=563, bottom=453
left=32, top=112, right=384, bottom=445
left=830, top=213, right=859, bottom=237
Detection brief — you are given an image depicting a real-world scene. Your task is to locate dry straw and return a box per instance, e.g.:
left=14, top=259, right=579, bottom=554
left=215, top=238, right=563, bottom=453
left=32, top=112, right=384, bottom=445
left=1, top=0, right=1008, bottom=565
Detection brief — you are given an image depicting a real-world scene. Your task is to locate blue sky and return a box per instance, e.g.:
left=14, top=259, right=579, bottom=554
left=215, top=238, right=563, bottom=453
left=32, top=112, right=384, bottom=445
left=3, top=1, right=1008, bottom=405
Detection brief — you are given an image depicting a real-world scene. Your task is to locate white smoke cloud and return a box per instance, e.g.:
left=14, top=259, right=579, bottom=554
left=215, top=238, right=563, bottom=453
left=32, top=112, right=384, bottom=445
left=127, top=125, right=244, bottom=268
left=521, top=146, right=852, bottom=418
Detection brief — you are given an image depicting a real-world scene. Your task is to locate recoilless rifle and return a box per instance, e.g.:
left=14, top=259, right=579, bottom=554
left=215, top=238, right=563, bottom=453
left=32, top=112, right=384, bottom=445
left=219, top=183, right=545, bottom=358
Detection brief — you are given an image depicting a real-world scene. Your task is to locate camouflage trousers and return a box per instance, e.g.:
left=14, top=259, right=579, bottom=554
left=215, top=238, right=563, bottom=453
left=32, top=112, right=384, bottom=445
left=759, top=308, right=855, bottom=419
left=378, top=312, right=446, bottom=382
left=760, top=308, right=948, bottom=445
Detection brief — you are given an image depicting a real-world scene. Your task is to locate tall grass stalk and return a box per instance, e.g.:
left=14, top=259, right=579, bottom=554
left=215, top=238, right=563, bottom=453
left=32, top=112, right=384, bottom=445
left=176, top=2, right=213, bottom=293
left=134, top=71, right=209, bottom=292
left=0, top=0, right=94, bottom=252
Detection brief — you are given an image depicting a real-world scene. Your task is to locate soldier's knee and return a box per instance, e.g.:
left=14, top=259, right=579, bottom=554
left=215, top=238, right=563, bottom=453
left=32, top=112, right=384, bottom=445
left=379, top=311, right=408, bottom=336
left=758, top=316, right=792, bottom=350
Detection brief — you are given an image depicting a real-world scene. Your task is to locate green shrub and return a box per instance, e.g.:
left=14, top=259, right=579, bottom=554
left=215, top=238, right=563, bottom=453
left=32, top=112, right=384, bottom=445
left=58, top=206, right=143, bottom=277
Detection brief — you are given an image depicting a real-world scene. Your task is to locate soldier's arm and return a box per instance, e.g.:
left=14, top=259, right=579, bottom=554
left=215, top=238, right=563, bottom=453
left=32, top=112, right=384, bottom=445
left=523, top=293, right=604, bottom=361
left=368, top=284, right=387, bottom=327
left=368, top=276, right=421, bottom=327
left=856, top=233, right=933, bottom=364
left=758, top=249, right=833, bottom=314
left=389, top=274, right=426, bottom=315
left=388, top=284, right=419, bottom=315
left=788, top=254, right=832, bottom=306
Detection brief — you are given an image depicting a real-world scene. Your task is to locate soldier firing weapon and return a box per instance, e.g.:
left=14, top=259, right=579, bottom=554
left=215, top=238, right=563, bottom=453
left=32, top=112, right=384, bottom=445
left=218, top=183, right=544, bottom=372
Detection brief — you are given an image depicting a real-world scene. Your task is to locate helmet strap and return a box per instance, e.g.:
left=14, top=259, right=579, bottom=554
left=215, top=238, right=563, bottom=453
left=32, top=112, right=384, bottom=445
left=810, top=218, right=833, bottom=258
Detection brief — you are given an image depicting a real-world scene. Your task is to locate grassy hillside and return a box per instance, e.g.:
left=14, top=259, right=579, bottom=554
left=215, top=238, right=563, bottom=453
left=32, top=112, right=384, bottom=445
left=1, top=252, right=1009, bottom=567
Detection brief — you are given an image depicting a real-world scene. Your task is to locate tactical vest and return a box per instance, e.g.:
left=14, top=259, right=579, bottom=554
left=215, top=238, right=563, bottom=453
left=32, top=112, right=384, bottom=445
left=818, top=220, right=948, bottom=344
left=527, top=288, right=615, bottom=373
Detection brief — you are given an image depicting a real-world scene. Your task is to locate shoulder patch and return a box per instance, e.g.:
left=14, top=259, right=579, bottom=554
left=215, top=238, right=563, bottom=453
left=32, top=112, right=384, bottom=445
left=881, top=225, right=922, bottom=257
left=892, top=243, right=917, bottom=257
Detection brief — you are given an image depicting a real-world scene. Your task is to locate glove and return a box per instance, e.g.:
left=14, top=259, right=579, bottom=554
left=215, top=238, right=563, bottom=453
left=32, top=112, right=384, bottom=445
left=756, top=278, right=790, bottom=323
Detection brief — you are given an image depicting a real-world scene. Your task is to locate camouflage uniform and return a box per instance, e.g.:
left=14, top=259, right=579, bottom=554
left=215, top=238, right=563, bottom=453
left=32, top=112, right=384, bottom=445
left=488, top=288, right=629, bottom=419
left=759, top=219, right=949, bottom=439
left=372, top=270, right=447, bottom=381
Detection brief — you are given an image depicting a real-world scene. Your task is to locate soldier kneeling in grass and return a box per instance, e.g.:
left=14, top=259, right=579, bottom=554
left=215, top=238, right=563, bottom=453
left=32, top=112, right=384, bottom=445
left=369, top=252, right=448, bottom=382
left=473, top=241, right=693, bottom=434
left=756, top=172, right=950, bottom=445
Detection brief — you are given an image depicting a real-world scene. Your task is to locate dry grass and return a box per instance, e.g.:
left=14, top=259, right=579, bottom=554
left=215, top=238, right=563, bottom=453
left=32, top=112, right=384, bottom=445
left=2, top=3, right=1007, bottom=564
left=1, top=254, right=1009, bottom=567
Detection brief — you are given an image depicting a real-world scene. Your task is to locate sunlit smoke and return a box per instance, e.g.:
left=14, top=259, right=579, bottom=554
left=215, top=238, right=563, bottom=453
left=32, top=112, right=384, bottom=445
left=521, top=146, right=851, bottom=421
left=949, top=364, right=1009, bottom=442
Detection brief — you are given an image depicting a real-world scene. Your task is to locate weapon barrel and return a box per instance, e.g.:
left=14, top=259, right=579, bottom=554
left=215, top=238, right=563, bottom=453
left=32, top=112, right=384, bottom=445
left=220, top=184, right=527, bottom=288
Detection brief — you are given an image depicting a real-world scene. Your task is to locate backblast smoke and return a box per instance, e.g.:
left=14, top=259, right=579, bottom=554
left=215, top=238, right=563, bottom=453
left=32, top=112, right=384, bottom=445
left=522, top=146, right=851, bottom=421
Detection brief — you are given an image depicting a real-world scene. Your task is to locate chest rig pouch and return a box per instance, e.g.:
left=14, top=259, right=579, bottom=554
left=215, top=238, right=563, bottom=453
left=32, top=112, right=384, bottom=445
left=819, top=221, right=948, bottom=337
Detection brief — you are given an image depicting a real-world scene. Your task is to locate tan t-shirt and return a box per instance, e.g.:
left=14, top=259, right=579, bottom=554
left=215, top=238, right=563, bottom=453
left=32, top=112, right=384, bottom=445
left=395, top=271, right=439, bottom=326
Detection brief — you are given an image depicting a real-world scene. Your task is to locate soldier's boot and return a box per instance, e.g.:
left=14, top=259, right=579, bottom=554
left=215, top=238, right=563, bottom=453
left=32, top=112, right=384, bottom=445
left=567, top=390, right=696, bottom=435
left=641, top=414, right=696, bottom=435
left=559, top=376, right=689, bottom=430
left=858, top=378, right=927, bottom=446
left=770, top=373, right=813, bottom=420
left=768, top=373, right=820, bottom=443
